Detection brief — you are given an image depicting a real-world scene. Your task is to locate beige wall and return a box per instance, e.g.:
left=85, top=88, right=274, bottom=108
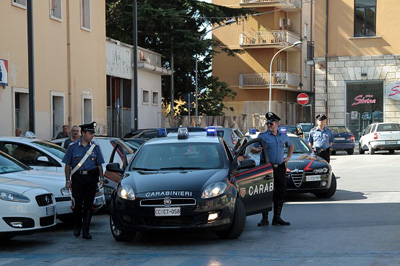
left=315, top=0, right=400, bottom=58
left=0, top=0, right=106, bottom=139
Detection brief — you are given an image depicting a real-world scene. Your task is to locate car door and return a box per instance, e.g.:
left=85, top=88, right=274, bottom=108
left=233, top=138, right=273, bottom=215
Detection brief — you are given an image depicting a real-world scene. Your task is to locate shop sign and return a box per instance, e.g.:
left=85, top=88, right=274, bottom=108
left=352, top=94, right=376, bottom=106
left=386, top=81, right=400, bottom=100
left=0, top=59, right=8, bottom=86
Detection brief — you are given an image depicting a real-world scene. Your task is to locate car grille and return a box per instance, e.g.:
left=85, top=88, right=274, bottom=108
left=36, top=194, right=53, bottom=206
left=145, top=217, right=193, bottom=226
left=287, top=170, right=315, bottom=188
left=40, top=215, right=55, bottom=226
left=140, top=198, right=196, bottom=207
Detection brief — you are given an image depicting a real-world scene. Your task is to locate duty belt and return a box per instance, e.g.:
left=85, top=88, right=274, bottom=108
left=75, top=169, right=95, bottom=176
left=272, top=163, right=284, bottom=168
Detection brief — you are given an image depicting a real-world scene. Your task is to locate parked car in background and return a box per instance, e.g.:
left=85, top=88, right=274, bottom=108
left=124, top=127, right=207, bottom=139
left=215, top=127, right=245, bottom=149
left=0, top=177, right=57, bottom=240
left=328, top=126, right=355, bottom=155
left=297, top=123, right=314, bottom=142
left=359, top=122, right=400, bottom=154
left=279, top=125, right=304, bottom=139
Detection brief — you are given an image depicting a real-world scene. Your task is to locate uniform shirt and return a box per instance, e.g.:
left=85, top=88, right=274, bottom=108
left=62, top=139, right=105, bottom=171
left=309, top=127, right=333, bottom=149
left=255, top=130, right=293, bottom=164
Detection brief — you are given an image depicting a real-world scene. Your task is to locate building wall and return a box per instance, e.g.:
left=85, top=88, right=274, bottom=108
left=0, top=0, right=106, bottom=139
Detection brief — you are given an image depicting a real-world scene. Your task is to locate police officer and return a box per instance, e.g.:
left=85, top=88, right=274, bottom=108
left=308, top=114, right=333, bottom=163
left=63, top=122, right=105, bottom=239
left=251, top=112, right=294, bottom=226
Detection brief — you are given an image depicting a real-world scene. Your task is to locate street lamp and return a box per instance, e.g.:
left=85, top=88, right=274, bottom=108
left=268, top=40, right=302, bottom=112
left=195, top=19, right=236, bottom=126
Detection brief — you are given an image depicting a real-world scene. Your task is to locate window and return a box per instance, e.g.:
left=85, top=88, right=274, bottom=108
left=303, top=23, right=308, bottom=39
left=50, top=0, right=62, bottom=20
left=303, top=60, right=308, bottom=78
left=354, top=0, right=376, bottom=37
left=12, top=0, right=26, bottom=8
left=152, top=91, right=159, bottom=105
left=81, top=0, right=91, bottom=30
left=142, top=90, right=149, bottom=104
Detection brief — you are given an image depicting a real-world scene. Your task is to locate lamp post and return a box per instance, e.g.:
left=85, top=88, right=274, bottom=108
left=195, top=19, right=236, bottom=126
left=268, top=40, right=302, bottom=112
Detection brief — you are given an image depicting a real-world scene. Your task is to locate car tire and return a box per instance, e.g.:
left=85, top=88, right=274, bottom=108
left=359, top=144, right=365, bottom=154
left=389, top=149, right=395, bottom=154
left=368, top=144, right=375, bottom=155
left=215, top=198, right=246, bottom=239
left=347, top=149, right=354, bottom=155
left=110, top=213, right=136, bottom=242
left=314, top=174, right=337, bottom=199
left=331, top=150, right=336, bottom=155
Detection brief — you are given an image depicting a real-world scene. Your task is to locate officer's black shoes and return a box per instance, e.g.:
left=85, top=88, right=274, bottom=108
left=257, top=212, right=269, bottom=226
left=82, top=231, right=92, bottom=240
left=272, top=216, right=291, bottom=226
left=73, top=227, right=81, bottom=237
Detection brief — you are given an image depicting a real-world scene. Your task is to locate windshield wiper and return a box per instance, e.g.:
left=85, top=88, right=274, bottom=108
left=159, top=167, right=205, bottom=170
left=131, top=167, right=159, bottom=171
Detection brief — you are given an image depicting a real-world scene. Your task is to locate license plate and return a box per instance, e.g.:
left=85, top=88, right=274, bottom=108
left=334, top=137, right=345, bottom=141
left=46, top=206, right=55, bottom=216
left=155, top=207, right=181, bottom=217
left=306, top=175, right=321, bottom=181
left=385, top=141, right=399, bottom=144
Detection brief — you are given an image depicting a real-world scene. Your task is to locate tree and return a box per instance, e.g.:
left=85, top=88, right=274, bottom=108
left=106, top=0, right=253, bottom=116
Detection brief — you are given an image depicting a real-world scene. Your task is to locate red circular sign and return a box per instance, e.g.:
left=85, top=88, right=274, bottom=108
left=297, top=93, right=309, bottom=105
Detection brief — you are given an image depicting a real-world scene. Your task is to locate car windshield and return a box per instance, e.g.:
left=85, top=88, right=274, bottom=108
left=377, top=123, right=400, bottom=132
left=124, top=138, right=146, bottom=149
left=285, top=137, right=312, bottom=154
left=0, top=152, right=30, bottom=174
left=32, top=141, right=65, bottom=160
left=329, top=126, right=350, bottom=133
left=301, top=125, right=313, bottom=132
left=130, top=142, right=227, bottom=170
left=282, top=126, right=297, bottom=134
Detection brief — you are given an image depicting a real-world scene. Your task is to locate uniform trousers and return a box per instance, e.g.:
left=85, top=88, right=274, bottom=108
left=71, top=171, right=98, bottom=214
left=317, top=148, right=330, bottom=163
left=272, top=163, right=287, bottom=203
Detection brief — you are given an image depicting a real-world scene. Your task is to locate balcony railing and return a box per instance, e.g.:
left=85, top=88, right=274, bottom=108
left=239, top=30, right=301, bottom=48
left=239, top=72, right=301, bottom=88
left=240, top=0, right=301, bottom=10
left=138, top=47, right=162, bottom=67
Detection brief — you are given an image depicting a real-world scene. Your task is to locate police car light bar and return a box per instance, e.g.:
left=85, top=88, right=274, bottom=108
left=206, top=127, right=217, bottom=136
left=279, top=127, right=287, bottom=134
left=249, top=128, right=256, bottom=134
left=177, top=128, right=189, bottom=139
left=157, top=128, right=167, bottom=137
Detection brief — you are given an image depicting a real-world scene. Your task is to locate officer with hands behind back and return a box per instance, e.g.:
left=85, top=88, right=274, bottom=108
left=251, top=112, right=294, bottom=226
left=63, top=122, right=105, bottom=240
left=308, top=114, right=333, bottom=163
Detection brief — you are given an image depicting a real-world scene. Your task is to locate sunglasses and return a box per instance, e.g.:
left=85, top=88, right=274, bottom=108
left=267, top=122, right=275, bottom=126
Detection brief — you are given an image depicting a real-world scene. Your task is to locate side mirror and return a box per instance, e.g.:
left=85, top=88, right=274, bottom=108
left=37, top=156, right=49, bottom=163
left=236, top=159, right=256, bottom=170
left=106, top=163, right=124, bottom=174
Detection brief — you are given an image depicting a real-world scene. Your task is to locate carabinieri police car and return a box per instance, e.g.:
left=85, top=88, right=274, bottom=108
left=106, top=127, right=274, bottom=241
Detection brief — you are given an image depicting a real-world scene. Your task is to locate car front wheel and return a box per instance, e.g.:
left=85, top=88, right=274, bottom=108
left=215, top=198, right=246, bottom=239
left=110, top=214, right=136, bottom=242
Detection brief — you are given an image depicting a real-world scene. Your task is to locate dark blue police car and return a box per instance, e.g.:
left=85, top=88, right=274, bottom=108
left=106, top=128, right=274, bottom=241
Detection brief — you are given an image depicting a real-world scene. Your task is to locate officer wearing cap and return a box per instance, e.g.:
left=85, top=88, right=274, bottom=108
left=309, top=114, right=334, bottom=163
left=63, top=122, right=105, bottom=239
left=251, top=112, right=294, bottom=226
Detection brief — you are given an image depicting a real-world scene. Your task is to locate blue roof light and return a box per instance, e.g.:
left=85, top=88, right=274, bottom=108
left=206, top=126, right=217, bottom=136
left=177, top=127, right=189, bottom=139
left=279, top=127, right=287, bottom=134
left=157, top=128, right=167, bottom=137
left=249, top=128, right=256, bottom=134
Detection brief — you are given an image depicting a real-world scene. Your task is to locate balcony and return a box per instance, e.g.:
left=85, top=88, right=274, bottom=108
left=136, top=47, right=171, bottom=75
left=240, top=0, right=301, bottom=11
left=239, top=72, right=301, bottom=90
left=239, top=30, right=301, bottom=50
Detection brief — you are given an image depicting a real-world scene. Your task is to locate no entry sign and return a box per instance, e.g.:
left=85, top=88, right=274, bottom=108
left=297, top=93, right=309, bottom=105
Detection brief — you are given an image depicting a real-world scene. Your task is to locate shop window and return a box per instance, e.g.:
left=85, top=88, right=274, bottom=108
left=81, top=0, right=91, bottom=30
left=50, top=0, right=62, bottom=21
left=142, top=90, right=149, bottom=104
left=354, top=0, right=376, bottom=37
left=153, top=91, right=159, bottom=105
left=123, top=79, right=131, bottom=108
left=12, top=0, right=26, bottom=8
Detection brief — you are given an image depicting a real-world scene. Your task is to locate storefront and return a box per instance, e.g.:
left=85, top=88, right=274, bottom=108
left=346, top=81, right=383, bottom=140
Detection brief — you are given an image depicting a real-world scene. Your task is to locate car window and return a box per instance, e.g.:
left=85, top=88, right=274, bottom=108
left=330, top=126, right=350, bottom=133
left=285, top=137, right=311, bottom=153
left=234, top=129, right=245, bottom=139
left=216, top=130, right=225, bottom=137
left=110, top=144, right=125, bottom=168
left=131, top=143, right=228, bottom=170
left=377, top=123, right=400, bottom=132
left=0, top=152, right=29, bottom=174
left=364, top=125, right=371, bottom=135
left=31, top=141, right=65, bottom=160
left=371, top=124, right=377, bottom=133
left=301, top=125, right=313, bottom=132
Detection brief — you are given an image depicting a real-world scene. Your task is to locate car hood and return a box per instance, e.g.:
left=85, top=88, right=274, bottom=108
left=0, top=176, right=49, bottom=194
left=1, top=170, right=66, bottom=196
left=287, top=153, right=329, bottom=170
left=122, top=169, right=228, bottom=195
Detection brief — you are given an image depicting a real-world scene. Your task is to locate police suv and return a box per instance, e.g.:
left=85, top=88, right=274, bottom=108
left=107, top=127, right=274, bottom=241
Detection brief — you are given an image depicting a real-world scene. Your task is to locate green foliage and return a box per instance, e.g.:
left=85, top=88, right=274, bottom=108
left=106, top=0, right=253, bottom=116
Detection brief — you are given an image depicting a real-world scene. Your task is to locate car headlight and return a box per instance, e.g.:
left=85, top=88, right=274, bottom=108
left=60, top=187, right=71, bottom=197
left=0, top=190, right=30, bottom=203
left=117, top=185, right=135, bottom=200
left=313, top=167, right=328, bottom=174
left=201, top=182, right=227, bottom=199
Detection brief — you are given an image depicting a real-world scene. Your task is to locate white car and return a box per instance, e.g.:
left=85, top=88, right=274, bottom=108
left=0, top=137, right=105, bottom=211
left=0, top=176, right=57, bottom=240
left=359, top=122, right=400, bottom=154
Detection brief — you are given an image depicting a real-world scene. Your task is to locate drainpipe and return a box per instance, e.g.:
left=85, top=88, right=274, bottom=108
left=66, top=0, right=72, bottom=126
left=325, top=0, right=329, bottom=118
left=132, top=0, right=139, bottom=130
left=27, top=0, right=35, bottom=132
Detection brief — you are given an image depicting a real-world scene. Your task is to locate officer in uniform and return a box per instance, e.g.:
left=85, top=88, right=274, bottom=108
left=308, top=114, right=333, bottom=163
left=251, top=112, right=294, bottom=226
left=63, top=122, right=105, bottom=239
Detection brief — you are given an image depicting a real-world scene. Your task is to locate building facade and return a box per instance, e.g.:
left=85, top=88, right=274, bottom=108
left=106, top=38, right=171, bottom=137
left=212, top=0, right=314, bottom=129
left=315, top=0, right=400, bottom=139
left=0, top=0, right=106, bottom=140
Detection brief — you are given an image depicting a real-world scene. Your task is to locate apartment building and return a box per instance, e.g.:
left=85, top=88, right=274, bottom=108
left=0, top=0, right=106, bottom=139
left=212, top=0, right=314, bottom=129
left=315, top=0, right=400, bottom=139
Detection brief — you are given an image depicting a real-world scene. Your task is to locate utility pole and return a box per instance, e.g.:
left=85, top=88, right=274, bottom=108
left=170, top=25, right=174, bottom=119
left=132, top=0, right=138, bottom=130
left=27, top=0, right=35, bottom=132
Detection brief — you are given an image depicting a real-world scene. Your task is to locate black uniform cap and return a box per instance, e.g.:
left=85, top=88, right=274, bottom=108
left=265, top=112, right=281, bottom=123
left=316, top=114, right=327, bottom=121
left=79, top=121, right=96, bottom=133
